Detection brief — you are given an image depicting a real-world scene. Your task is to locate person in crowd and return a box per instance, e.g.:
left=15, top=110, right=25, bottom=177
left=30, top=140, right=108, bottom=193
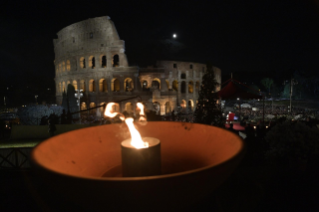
left=228, top=123, right=239, bottom=135
left=48, top=115, right=57, bottom=137
left=60, top=109, right=67, bottom=124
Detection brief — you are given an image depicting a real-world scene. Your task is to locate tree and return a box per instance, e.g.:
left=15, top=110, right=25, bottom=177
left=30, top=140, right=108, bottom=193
left=194, top=63, right=222, bottom=126
left=261, top=78, right=274, bottom=95
left=17, top=105, right=63, bottom=125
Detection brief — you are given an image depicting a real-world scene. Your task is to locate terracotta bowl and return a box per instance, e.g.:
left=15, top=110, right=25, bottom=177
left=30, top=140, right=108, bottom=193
left=31, top=122, right=244, bottom=211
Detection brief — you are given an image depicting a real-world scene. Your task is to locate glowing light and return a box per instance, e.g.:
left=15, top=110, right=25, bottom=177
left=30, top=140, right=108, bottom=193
left=173, top=33, right=177, bottom=38
left=104, top=102, right=125, bottom=121
left=137, top=102, right=147, bottom=124
left=125, top=118, right=149, bottom=149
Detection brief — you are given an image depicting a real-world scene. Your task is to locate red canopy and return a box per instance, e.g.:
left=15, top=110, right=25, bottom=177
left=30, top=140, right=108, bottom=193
left=217, top=80, right=262, bottom=100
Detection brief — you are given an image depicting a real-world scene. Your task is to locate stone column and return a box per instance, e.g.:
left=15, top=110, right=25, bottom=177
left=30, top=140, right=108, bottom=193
left=77, top=79, right=81, bottom=91
left=107, top=52, right=112, bottom=68
left=95, top=78, right=99, bottom=94
left=161, top=78, right=167, bottom=92
left=119, top=78, right=124, bottom=92
left=107, top=75, right=112, bottom=95
left=95, top=55, right=100, bottom=69
left=134, top=73, right=140, bottom=92
left=77, top=57, right=81, bottom=70
left=85, top=79, right=89, bottom=95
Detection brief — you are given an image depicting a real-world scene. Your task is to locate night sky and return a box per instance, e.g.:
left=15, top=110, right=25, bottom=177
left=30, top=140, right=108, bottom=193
left=1, top=0, right=319, bottom=103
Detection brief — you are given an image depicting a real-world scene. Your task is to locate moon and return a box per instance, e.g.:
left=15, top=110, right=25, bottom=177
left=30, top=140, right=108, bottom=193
left=173, top=33, right=177, bottom=38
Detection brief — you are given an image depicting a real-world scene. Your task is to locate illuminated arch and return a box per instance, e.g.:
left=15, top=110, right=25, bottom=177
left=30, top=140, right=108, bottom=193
left=152, top=78, right=161, bottom=89
left=72, top=80, right=78, bottom=90
left=80, top=57, right=85, bottom=68
left=113, top=54, right=119, bottom=67
left=99, top=102, right=106, bottom=114
left=66, top=60, right=71, bottom=71
left=62, top=82, right=66, bottom=92
left=80, top=80, right=86, bottom=92
left=125, top=102, right=133, bottom=113
left=188, top=99, right=194, bottom=110
left=89, top=102, right=96, bottom=114
left=62, top=61, right=66, bottom=72
left=99, top=78, right=107, bottom=92
left=165, top=102, right=171, bottom=114
left=89, top=56, right=95, bottom=68
left=81, top=102, right=87, bottom=110
left=124, top=78, right=134, bottom=91
left=89, top=79, right=95, bottom=92
left=188, top=81, right=194, bottom=93
left=181, top=99, right=187, bottom=108
left=172, top=80, right=178, bottom=91
left=165, top=80, right=170, bottom=89
left=59, top=63, right=62, bottom=72
left=111, top=78, right=120, bottom=92
left=142, top=80, right=148, bottom=90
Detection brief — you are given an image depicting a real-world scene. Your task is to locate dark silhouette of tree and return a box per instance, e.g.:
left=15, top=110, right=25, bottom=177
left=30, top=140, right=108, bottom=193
left=194, top=63, right=222, bottom=126
left=261, top=78, right=274, bottom=95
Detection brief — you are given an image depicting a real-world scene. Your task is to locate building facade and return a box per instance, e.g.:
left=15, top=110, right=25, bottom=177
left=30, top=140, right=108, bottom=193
left=54, top=16, right=221, bottom=115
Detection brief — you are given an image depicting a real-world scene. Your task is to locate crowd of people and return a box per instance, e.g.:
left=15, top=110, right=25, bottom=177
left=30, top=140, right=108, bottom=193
left=233, top=105, right=319, bottom=121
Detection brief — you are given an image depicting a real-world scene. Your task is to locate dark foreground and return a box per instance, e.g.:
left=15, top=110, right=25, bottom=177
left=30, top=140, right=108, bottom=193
left=1, top=160, right=318, bottom=212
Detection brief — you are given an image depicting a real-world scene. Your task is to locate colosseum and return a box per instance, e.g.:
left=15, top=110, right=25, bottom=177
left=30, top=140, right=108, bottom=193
left=54, top=16, right=221, bottom=116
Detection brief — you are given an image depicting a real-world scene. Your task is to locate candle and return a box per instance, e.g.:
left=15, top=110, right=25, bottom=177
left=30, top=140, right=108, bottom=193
left=121, top=137, right=161, bottom=177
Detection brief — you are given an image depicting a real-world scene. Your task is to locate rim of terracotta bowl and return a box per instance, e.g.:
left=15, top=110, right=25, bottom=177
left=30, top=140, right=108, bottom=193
left=31, top=122, right=245, bottom=182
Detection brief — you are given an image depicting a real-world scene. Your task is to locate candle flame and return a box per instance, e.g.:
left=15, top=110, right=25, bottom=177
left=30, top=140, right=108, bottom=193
left=104, top=102, right=148, bottom=149
left=125, top=118, right=149, bottom=149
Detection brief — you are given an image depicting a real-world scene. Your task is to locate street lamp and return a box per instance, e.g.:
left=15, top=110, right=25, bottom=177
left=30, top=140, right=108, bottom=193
left=283, top=77, right=298, bottom=114
left=75, top=89, right=83, bottom=123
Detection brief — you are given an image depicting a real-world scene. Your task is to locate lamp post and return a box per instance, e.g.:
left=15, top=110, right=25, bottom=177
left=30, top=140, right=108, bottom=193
left=75, top=89, right=83, bottom=123
left=283, top=77, right=298, bottom=114
left=237, top=97, right=241, bottom=121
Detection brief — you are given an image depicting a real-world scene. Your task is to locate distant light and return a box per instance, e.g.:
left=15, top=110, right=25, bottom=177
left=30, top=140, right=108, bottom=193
left=237, top=98, right=240, bottom=100
left=173, top=33, right=177, bottom=38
